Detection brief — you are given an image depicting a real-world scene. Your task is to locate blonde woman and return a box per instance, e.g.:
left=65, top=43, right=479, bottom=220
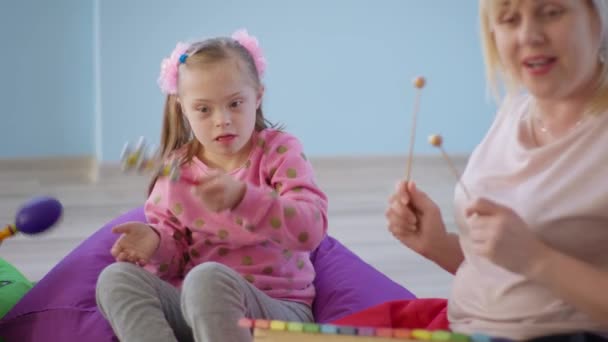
left=335, top=1, right=608, bottom=340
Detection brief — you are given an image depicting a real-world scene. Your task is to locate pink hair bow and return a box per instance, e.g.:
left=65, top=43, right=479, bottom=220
left=157, top=29, right=265, bottom=95
left=232, top=29, right=266, bottom=78
left=157, top=42, right=189, bottom=95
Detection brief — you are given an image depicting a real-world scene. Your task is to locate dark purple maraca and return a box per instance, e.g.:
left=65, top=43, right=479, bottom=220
left=0, top=196, right=63, bottom=241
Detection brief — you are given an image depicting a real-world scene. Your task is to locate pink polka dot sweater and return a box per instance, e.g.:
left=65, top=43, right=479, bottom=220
left=143, top=129, right=329, bottom=306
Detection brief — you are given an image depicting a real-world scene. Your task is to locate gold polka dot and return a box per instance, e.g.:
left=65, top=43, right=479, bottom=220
left=235, top=217, right=243, bottom=226
left=245, top=275, right=255, bottom=283
left=218, top=229, right=229, bottom=240
left=190, top=249, right=200, bottom=258
left=298, top=232, right=309, bottom=243
left=153, top=196, right=162, bottom=204
left=270, top=217, right=282, bottom=229
left=242, top=256, right=253, bottom=265
left=276, top=146, right=288, bottom=154
left=257, top=139, right=266, bottom=148
left=282, top=249, right=293, bottom=260
left=274, top=182, right=283, bottom=192
left=297, top=259, right=305, bottom=270
left=159, top=263, right=169, bottom=273
left=284, top=207, right=296, bottom=218
left=194, top=218, right=205, bottom=228
left=292, top=186, right=303, bottom=193
left=262, top=266, right=274, bottom=275
left=172, top=203, right=183, bottom=215
left=286, top=168, right=297, bottom=178
left=218, top=247, right=229, bottom=256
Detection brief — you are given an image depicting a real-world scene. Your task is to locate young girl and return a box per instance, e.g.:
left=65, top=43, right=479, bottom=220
left=96, top=29, right=328, bottom=342
left=335, top=0, right=608, bottom=340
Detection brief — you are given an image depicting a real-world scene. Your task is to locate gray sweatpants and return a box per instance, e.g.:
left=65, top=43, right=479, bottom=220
left=96, top=261, right=313, bottom=342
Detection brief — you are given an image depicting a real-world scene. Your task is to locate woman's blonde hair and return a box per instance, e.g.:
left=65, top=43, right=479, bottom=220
left=149, top=37, right=279, bottom=194
left=478, top=0, right=608, bottom=114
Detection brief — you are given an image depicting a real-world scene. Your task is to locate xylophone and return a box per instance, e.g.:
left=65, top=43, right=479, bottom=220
left=238, top=318, right=511, bottom=342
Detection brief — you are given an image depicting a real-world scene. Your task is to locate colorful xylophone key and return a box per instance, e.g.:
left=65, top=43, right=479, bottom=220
left=238, top=318, right=511, bottom=342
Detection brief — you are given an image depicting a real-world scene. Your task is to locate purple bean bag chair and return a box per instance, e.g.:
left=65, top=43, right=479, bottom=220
left=0, top=207, right=415, bottom=341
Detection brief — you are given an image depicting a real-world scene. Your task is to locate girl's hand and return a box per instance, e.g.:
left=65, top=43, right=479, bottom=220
left=194, top=170, right=246, bottom=212
left=111, top=222, right=160, bottom=265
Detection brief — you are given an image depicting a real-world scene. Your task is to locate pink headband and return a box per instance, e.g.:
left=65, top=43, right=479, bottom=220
left=157, top=29, right=266, bottom=95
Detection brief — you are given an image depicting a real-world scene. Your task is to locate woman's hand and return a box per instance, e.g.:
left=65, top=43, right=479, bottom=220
left=465, top=198, right=550, bottom=276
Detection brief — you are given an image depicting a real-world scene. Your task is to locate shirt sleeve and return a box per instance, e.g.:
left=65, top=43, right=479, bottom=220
left=143, top=176, right=194, bottom=280
left=232, top=133, right=329, bottom=251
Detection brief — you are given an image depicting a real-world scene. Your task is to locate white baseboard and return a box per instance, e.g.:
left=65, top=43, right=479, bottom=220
left=308, top=153, right=469, bottom=169
left=0, top=156, right=98, bottom=183
left=0, top=154, right=470, bottom=184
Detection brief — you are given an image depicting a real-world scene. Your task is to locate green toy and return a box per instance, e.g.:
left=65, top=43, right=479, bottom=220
left=0, top=258, right=34, bottom=319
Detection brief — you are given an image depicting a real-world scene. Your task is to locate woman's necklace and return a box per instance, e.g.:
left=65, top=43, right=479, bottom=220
left=529, top=103, right=585, bottom=147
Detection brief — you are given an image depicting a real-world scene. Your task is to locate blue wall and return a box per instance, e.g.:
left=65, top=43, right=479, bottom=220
left=1, top=0, right=496, bottom=161
left=0, top=0, right=94, bottom=159
left=99, top=0, right=495, bottom=161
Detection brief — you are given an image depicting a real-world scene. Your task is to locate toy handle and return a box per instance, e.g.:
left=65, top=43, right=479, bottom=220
left=0, top=224, right=18, bottom=241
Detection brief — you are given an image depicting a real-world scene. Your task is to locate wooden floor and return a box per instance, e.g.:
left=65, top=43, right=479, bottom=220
left=0, top=155, right=466, bottom=299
